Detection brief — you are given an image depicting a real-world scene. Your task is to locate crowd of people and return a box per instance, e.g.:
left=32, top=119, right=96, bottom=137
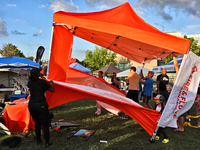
left=93, top=54, right=200, bottom=144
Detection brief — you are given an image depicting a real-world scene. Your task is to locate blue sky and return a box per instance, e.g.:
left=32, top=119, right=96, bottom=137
left=1, top=0, right=200, bottom=61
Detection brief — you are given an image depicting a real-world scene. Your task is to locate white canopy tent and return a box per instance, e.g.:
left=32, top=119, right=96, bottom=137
left=117, top=66, right=151, bottom=77
left=152, top=55, right=183, bottom=76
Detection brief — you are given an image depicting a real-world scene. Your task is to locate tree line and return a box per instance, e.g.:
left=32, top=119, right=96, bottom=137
left=0, top=43, right=41, bottom=64
left=165, top=35, right=200, bottom=63
left=1, top=35, right=199, bottom=70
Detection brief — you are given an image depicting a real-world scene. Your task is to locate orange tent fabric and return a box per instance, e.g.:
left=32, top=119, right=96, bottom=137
left=54, top=67, right=125, bottom=115
left=53, top=2, right=190, bottom=64
left=46, top=81, right=161, bottom=135
left=67, top=67, right=125, bottom=96
left=48, top=25, right=73, bottom=81
left=70, top=58, right=79, bottom=65
left=3, top=99, right=35, bottom=133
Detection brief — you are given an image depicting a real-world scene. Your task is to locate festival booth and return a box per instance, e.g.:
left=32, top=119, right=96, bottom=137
left=46, top=2, right=190, bottom=136
left=0, top=56, right=41, bottom=87
left=0, top=57, right=40, bottom=133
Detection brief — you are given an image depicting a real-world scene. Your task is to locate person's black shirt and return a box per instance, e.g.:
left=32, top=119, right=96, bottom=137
left=157, top=74, right=169, bottom=91
left=28, top=79, right=51, bottom=102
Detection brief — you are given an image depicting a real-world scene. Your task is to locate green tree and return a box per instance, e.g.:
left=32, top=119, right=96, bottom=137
left=185, top=35, right=200, bottom=56
left=0, top=43, right=25, bottom=57
left=84, top=46, right=117, bottom=71
left=165, top=35, right=200, bottom=63
left=165, top=54, right=177, bottom=64
left=26, top=56, right=34, bottom=61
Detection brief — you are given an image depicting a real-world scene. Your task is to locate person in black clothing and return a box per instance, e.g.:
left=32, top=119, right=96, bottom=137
left=28, top=68, right=54, bottom=147
left=154, top=94, right=169, bottom=144
left=157, top=69, right=169, bottom=102
left=111, top=72, right=120, bottom=89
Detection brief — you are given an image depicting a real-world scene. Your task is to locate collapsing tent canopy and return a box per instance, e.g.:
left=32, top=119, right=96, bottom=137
left=52, top=2, right=190, bottom=64
left=46, top=3, right=191, bottom=136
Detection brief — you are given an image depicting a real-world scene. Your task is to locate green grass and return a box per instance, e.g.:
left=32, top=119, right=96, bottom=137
left=0, top=99, right=199, bottom=150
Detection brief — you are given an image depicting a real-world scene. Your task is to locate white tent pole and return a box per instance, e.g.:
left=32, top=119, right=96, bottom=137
left=46, top=23, right=55, bottom=79
left=149, top=126, right=159, bottom=143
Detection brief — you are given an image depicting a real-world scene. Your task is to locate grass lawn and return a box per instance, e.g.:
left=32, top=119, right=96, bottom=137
left=0, top=99, right=199, bottom=150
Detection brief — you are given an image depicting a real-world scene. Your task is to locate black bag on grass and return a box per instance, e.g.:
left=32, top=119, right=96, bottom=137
left=2, top=136, right=22, bottom=148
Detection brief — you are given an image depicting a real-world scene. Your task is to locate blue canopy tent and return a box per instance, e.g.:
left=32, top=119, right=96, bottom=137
left=0, top=56, right=40, bottom=68
left=152, top=55, right=183, bottom=75
left=69, top=62, right=91, bottom=73
left=0, top=56, right=41, bottom=87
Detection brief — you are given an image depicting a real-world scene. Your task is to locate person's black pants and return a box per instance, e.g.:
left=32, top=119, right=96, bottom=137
left=157, top=127, right=168, bottom=139
left=160, top=91, right=169, bottom=102
left=0, top=103, right=5, bottom=108
left=28, top=101, right=50, bottom=143
left=126, top=90, right=139, bottom=103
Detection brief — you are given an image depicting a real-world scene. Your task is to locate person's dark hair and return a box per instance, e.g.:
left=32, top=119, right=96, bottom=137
left=130, top=67, right=136, bottom=72
left=154, top=102, right=165, bottom=114
left=113, top=72, right=116, bottom=75
left=29, top=68, right=41, bottom=81
left=149, top=71, right=154, bottom=77
left=98, top=71, right=103, bottom=75
left=153, top=94, right=165, bottom=114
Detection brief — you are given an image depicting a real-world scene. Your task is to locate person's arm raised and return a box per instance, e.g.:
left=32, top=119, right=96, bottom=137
left=140, top=69, right=145, bottom=80
left=172, top=53, right=179, bottom=74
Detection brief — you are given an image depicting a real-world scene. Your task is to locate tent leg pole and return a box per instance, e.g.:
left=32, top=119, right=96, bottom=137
left=149, top=126, right=159, bottom=144
left=46, top=23, right=55, bottom=79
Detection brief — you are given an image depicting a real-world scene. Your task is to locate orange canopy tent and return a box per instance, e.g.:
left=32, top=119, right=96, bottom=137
left=52, top=2, right=190, bottom=64
left=46, top=3, right=190, bottom=136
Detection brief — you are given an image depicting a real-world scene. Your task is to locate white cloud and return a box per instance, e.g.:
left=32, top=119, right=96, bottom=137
left=136, top=10, right=145, bottom=16
left=50, top=0, right=79, bottom=12
left=14, top=19, right=29, bottom=25
left=184, top=24, right=200, bottom=34
left=11, top=30, right=26, bottom=35
left=0, top=18, right=8, bottom=37
left=7, top=4, right=17, bottom=7
left=135, top=0, right=200, bottom=21
left=38, top=4, right=46, bottom=8
left=33, top=28, right=43, bottom=37
left=97, top=5, right=108, bottom=9
left=38, top=29, right=43, bottom=34
left=85, top=0, right=127, bottom=8
left=76, top=50, right=87, bottom=53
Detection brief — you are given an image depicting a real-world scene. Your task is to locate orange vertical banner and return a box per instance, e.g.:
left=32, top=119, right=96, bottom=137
left=48, top=25, right=73, bottom=81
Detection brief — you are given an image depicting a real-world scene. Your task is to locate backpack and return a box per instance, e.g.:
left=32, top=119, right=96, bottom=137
left=2, top=136, right=22, bottom=148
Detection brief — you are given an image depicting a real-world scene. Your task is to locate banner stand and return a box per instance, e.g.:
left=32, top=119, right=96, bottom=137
left=149, top=126, right=159, bottom=143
